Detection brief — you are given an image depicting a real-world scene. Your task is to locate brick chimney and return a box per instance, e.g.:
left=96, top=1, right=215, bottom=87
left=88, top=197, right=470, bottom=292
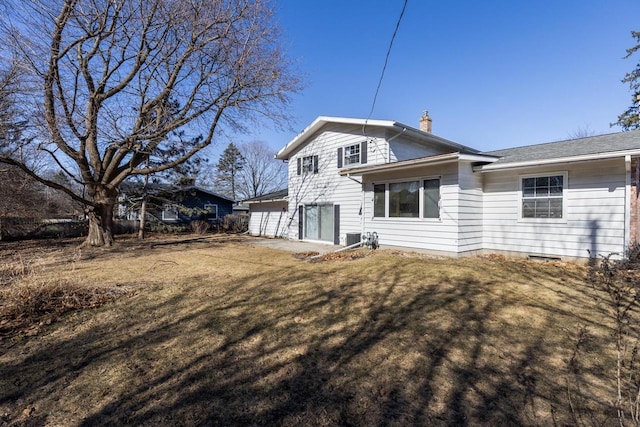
left=419, top=110, right=432, bottom=133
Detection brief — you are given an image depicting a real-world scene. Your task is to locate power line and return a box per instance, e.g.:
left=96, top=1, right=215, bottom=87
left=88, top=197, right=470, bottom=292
left=363, top=0, right=409, bottom=136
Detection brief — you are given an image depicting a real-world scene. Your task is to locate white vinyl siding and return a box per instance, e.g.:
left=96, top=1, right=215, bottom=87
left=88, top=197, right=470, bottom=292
left=248, top=201, right=288, bottom=238
left=286, top=124, right=379, bottom=243
left=363, top=163, right=459, bottom=254
left=482, top=159, right=626, bottom=258
left=457, top=163, right=484, bottom=253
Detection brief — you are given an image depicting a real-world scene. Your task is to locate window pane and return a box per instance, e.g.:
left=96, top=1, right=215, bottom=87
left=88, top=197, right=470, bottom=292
left=423, top=179, right=440, bottom=219
left=535, top=199, right=550, bottom=218
left=549, top=198, right=562, bottom=218
left=304, top=205, right=318, bottom=239
left=319, top=205, right=334, bottom=242
left=550, top=175, right=563, bottom=187
left=535, top=177, right=549, bottom=197
left=389, top=181, right=419, bottom=218
left=374, top=184, right=385, bottom=217
left=522, top=199, right=535, bottom=218
left=522, top=178, right=535, bottom=197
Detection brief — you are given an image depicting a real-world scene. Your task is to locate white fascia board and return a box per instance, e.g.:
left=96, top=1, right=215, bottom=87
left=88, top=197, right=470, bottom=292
left=459, top=153, right=500, bottom=163
left=473, top=149, right=640, bottom=172
left=338, top=153, right=500, bottom=176
left=338, top=153, right=461, bottom=176
left=246, top=198, right=287, bottom=204
left=275, top=116, right=397, bottom=160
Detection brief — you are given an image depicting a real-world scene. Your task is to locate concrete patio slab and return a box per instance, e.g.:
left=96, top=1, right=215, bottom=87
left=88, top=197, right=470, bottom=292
left=243, top=237, right=337, bottom=254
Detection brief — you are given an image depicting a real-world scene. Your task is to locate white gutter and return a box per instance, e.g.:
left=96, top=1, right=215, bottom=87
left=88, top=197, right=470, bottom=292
left=474, top=149, right=640, bottom=172
left=339, top=152, right=498, bottom=176
left=625, top=155, right=631, bottom=254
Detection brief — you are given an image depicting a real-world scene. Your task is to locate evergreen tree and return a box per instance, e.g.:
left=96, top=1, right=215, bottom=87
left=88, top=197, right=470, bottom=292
left=614, top=31, right=640, bottom=131
left=216, top=143, right=246, bottom=200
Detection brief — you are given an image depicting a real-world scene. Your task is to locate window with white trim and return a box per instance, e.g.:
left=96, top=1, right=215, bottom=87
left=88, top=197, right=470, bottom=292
left=344, top=144, right=360, bottom=165
left=204, top=203, right=218, bottom=221
left=521, top=174, right=564, bottom=219
left=373, top=178, right=441, bottom=219
left=162, top=204, right=179, bottom=221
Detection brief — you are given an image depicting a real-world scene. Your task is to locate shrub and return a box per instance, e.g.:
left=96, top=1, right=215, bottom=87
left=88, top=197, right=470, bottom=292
left=567, top=244, right=640, bottom=426
left=221, top=214, right=248, bottom=234
left=190, top=220, right=210, bottom=235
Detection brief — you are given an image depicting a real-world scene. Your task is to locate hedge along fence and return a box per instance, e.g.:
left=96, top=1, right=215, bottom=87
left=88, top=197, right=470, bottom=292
left=0, top=218, right=140, bottom=241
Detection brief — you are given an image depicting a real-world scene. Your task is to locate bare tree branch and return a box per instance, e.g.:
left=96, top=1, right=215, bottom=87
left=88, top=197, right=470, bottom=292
left=0, top=0, right=302, bottom=245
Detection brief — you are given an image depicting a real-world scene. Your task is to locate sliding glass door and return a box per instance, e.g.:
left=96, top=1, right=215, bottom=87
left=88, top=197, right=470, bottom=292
left=304, top=204, right=334, bottom=242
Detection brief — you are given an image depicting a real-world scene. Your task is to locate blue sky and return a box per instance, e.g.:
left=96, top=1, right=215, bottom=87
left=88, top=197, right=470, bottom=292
left=231, top=0, right=640, bottom=155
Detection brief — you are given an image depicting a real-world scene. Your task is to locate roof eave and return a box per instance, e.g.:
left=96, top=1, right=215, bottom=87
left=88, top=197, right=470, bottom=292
left=473, top=149, right=640, bottom=172
left=338, top=153, right=498, bottom=176
left=275, top=116, right=398, bottom=160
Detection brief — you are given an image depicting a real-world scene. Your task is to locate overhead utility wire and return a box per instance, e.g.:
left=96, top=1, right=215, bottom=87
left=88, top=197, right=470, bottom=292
left=362, top=0, right=409, bottom=137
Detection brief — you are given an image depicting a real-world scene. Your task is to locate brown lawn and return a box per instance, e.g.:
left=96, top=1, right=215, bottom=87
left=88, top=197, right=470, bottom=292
left=0, top=234, right=623, bottom=426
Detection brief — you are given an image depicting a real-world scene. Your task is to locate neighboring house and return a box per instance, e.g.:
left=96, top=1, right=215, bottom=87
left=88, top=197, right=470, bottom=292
left=119, top=184, right=235, bottom=225
left=247, top=113, right=640, bottom=260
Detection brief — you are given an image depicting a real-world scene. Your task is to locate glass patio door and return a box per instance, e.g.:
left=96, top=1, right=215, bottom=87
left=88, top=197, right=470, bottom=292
left=304, top=204, right=334, bottom=242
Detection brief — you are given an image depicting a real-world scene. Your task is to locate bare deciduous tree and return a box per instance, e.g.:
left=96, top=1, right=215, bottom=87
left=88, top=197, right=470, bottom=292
left=0, top=0, right=301, bottom=246
left=236, top=140, right=286, bottom=200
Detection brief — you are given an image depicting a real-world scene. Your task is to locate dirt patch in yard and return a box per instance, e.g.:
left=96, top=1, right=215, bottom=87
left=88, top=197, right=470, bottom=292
left=0, top=234, right=625, bottom=426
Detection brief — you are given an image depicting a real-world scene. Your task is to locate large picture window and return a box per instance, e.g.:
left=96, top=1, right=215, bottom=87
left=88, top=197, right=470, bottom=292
left=389, top=181, right=420, bottom=218
left=521, top=174, right=564, bottom=219
left=373, top=178, right=440, bottom=219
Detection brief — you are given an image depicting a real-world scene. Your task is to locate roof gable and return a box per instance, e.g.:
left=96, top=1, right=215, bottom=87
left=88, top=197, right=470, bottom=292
left=275, top=116, right=479, bottom=159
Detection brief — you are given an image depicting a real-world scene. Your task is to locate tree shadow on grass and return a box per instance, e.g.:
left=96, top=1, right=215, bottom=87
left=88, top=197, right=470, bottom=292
left=0, top=254, right=617, bottom=426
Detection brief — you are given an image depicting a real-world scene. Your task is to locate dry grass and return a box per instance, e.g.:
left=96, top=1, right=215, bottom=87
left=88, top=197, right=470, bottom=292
left=0, top=234, right=625, bottom=426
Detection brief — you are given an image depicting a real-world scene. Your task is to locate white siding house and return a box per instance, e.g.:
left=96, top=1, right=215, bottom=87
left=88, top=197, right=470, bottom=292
left=247, top=115, right=640, bottom=260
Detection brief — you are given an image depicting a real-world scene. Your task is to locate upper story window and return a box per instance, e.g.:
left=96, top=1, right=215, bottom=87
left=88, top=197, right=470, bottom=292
left=344, top=144, right=360, bottom=165
left=520, top=173, right=565, bottom=219
left=337, top=140, right=368, bottom=168
left=297, top=155, right=319, bottom=175
left=302, top=156, right=314, bottom=173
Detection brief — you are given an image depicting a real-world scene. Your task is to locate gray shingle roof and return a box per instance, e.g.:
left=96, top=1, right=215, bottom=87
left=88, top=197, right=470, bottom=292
left=243, top=188, right=288, bottom=203
left=482, top=130, right=640, bottom=165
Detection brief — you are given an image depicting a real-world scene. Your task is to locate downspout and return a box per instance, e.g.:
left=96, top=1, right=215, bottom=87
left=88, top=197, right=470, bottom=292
left=625, top=155, right=631, bottom=254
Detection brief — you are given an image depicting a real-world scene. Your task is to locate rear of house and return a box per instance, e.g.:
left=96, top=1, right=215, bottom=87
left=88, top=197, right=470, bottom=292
left=248, top=114, right=640, bottom=261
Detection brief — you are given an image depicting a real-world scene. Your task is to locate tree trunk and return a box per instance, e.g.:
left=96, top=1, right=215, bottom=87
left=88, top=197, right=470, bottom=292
left=138, top=171, right=149, bottom=239
left=138, top=195, right=147, bottom=240
left=84, top=190, right=116, bottom=247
